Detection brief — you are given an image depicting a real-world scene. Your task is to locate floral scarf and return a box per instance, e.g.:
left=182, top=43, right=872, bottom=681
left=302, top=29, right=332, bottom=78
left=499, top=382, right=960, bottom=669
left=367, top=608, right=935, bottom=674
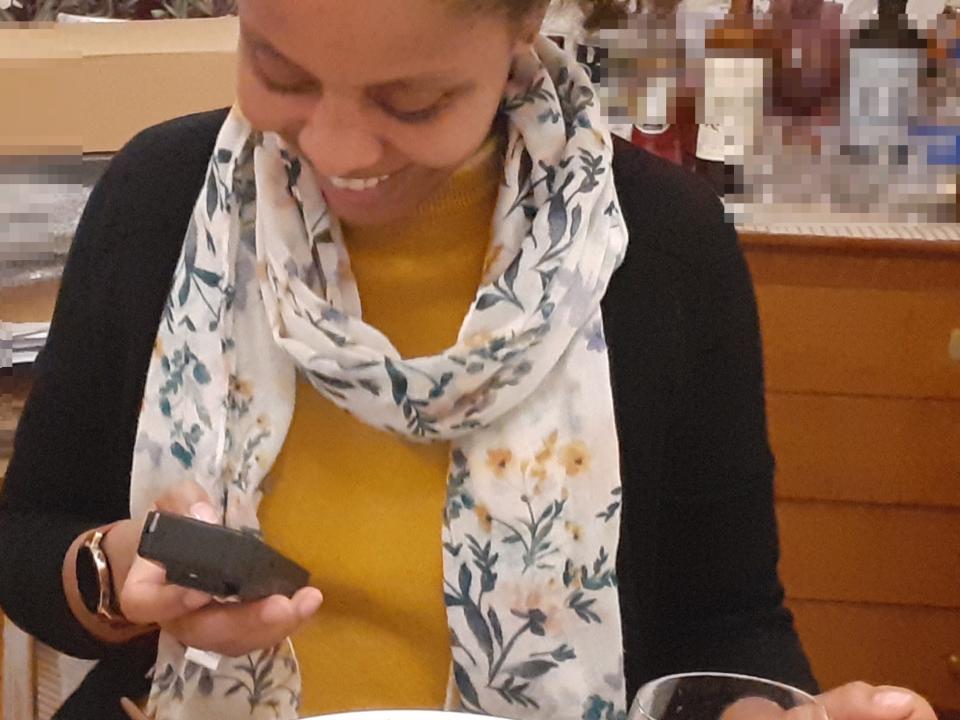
left=130, top=36, right=628, bottom=720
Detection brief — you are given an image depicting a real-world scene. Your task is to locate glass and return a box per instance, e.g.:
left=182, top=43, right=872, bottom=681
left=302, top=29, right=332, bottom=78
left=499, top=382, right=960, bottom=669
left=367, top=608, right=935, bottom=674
left=628, top=672, right=821, bottom=720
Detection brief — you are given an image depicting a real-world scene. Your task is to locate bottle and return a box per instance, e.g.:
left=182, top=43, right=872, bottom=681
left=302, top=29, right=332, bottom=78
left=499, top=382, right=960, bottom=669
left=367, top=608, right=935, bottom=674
left=768, top=0, right=846, bottom=130
left=698, top=0, right=774, bottom=196
left=844, top=0, right=929, bottom=165
left=628, top=0, right=688, bottom=166
left=930, top=0, right=960, bottom=220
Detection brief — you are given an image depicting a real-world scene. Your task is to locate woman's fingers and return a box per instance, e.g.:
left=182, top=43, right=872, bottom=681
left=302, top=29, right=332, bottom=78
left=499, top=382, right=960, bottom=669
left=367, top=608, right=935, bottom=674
left=120, top=555, right=212, bottom=625
left=127, top=479, right=321, bottom=657
left=817, top=683, right=937, bottom=720
left=721, top=697, right=793, bottom=720
left=165, top=587, right=323, bottom=657
left=151, top=480, right=218, bottom=520
left=721, top=697, right=828, bottom=720
left=120, top=479, right=218, bottom=625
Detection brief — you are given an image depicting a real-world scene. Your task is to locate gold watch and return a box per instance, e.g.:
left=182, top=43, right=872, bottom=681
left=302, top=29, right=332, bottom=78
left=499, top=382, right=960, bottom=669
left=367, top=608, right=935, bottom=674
left=76, top=526, right=130, bottom=626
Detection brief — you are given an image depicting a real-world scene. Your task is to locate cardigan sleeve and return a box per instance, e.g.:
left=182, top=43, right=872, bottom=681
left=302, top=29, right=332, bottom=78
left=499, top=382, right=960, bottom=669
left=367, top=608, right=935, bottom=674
left=652, top=211, right=819, bottom=694
left=0, top=150, right=135, bottom=659
left=0, top=110, right=225, bottom=663
left=607, top=144, right=819, bottom=700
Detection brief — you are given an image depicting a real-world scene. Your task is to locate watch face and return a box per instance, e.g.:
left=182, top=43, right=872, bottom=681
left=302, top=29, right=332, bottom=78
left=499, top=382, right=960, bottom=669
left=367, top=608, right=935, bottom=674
left=76, top=544, right=101, bottom=615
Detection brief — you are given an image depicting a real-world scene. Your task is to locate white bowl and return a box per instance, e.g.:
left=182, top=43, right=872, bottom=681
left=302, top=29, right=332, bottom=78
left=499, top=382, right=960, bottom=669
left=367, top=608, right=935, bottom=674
left=303, top=712, right=507, bottom=720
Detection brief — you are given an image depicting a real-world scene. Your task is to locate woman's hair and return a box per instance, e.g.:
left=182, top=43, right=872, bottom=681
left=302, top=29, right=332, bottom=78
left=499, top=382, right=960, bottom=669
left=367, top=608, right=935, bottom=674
left=579, top=0, right=631, bottom=28
left=451, top=0, right=630, bottom=29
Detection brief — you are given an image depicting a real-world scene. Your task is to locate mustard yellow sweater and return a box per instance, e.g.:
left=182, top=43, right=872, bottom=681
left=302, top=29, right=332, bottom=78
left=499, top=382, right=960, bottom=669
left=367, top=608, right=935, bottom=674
left=259, top=146, right=500, bottom=716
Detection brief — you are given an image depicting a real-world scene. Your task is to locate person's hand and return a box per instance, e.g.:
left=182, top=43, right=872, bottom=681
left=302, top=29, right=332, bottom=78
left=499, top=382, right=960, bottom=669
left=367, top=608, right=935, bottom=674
left=116, top=480, right=323, bottom=657
left=817, top=683, right=937, bottom=720
left=721, top=683, right=936, bottom=720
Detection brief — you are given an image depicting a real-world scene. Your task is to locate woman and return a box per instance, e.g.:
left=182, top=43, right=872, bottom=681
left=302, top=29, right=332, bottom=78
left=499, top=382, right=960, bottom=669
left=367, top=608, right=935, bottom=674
left=0, top=1, right=939, bottom=719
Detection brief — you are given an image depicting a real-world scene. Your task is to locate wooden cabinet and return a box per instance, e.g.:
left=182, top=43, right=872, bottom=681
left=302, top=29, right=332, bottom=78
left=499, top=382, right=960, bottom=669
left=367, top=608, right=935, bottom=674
left=743, top=229, right=960, bottom=717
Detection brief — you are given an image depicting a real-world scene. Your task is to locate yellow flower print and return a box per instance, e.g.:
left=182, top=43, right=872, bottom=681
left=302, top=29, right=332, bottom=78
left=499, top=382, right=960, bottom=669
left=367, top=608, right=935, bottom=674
left=565, top=521, right=583, bottom=542
left=232, top=377, right=253, bottom=398
left=529, top=464, right=548, bottom=483
left=474, top=503, right=493, bottom=533
left=486, top=448, right=513, bottom=478
left=462, top=330, right=494, bottom=350
left=512, top=590, right=563, bottom=635
left=560, top=440, right=591, bottom=476
left=535, top=430, right=559, bottom=465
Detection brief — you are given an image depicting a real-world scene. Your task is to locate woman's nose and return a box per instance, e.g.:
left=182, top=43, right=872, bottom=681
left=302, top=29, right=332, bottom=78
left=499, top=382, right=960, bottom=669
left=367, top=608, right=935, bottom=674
left=297, top=96, right=383, bottom=179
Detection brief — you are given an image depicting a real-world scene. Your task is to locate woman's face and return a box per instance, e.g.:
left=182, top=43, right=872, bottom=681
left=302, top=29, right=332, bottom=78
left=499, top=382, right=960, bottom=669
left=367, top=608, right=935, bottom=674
left=237, top=0, right=541, bottom=227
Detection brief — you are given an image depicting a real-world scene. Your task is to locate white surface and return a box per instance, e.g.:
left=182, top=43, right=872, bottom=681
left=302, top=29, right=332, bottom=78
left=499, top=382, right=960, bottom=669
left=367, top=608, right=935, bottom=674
left=305, top=713, right=510, bottom=720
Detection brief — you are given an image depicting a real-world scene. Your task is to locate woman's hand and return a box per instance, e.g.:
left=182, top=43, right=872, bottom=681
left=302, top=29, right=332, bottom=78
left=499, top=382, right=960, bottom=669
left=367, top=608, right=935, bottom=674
left=817, top=683, right=937, bottom=720
left=116, top=480, right=323, bottom=657
left=721, top=683, right=936, bottom=720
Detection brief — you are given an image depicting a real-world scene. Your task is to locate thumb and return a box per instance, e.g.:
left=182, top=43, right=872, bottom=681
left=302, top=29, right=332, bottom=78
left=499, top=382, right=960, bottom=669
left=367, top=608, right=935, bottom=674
left=868, top=689, right=919, bottom=720
left=151, top=480, right=217, bottom=519
left=120, top=555, right=211, bottom=625
left=818, top=684, right=917, bottom=720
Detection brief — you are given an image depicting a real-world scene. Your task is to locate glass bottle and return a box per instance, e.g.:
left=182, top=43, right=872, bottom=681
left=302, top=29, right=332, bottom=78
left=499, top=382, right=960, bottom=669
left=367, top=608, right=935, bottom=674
left=844, top=0, right=929, bottom=165
left=698, top=0, right=774, bottom=196
left=629, top=0, right=689, bottom=166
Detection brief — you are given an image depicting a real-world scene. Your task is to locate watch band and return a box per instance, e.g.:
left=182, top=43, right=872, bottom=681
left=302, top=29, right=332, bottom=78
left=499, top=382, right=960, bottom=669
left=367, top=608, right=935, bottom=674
left=76, top=524, right=131, bottom=627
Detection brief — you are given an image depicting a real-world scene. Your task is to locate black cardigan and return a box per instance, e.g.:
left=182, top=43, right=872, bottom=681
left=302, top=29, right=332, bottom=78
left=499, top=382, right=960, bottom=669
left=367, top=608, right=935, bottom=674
left=0, top=108, right=817, bottom=719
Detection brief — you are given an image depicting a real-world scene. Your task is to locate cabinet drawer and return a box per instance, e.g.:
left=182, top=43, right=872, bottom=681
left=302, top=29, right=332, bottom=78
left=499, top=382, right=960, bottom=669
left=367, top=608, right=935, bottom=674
left=0, top=374, right=32, bottom=488
left=754, top=285, right=960, bottom=399
left=788, top=599, right=960, bottom=713
left=778, top=502, right=960, bottom=608
left=768, top=393, right=960, bottom=507
left=0, top=279, right=60, bottom=324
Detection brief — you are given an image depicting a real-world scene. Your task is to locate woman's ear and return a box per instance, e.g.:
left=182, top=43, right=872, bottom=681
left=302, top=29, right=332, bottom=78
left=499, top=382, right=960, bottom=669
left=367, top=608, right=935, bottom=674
left=511, top=2, right=549, bottom=54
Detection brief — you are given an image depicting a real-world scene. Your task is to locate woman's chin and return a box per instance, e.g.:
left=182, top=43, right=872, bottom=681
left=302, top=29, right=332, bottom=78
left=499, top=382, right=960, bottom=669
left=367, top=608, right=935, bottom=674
left=327, top=197, right=417, bottom=228
left=322, top=171, right=448, bottom=229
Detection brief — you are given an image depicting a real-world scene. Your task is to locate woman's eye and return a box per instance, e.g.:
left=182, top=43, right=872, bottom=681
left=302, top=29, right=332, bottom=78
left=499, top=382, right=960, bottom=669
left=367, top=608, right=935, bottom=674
left=249, top=46, right=317, bottom=95
left=382, top=102, right=446, bottom=124
left=261, top=75, right=318, bottom=96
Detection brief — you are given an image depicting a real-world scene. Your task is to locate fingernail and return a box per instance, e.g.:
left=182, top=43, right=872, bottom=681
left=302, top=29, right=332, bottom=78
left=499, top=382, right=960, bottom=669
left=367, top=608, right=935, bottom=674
left=298, top=590, right=323, bottom=618
left=189, top=502, right=218, bottom=524
left=873, top=691, right=914, bottom=710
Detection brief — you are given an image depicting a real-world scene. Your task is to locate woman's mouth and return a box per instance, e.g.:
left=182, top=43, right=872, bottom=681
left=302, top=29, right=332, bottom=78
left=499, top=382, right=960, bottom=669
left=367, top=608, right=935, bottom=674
left=326, top=173, right=392, bottom=191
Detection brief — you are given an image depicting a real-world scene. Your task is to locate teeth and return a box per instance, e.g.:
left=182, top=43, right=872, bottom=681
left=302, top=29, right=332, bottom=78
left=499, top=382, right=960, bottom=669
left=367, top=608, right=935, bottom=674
left=328, top=174, right=390, bottom=191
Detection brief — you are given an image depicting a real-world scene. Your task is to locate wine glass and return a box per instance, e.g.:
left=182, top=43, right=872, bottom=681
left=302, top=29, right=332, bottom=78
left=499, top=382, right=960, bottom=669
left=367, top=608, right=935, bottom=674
left=628, top=672, right=824, bottom=720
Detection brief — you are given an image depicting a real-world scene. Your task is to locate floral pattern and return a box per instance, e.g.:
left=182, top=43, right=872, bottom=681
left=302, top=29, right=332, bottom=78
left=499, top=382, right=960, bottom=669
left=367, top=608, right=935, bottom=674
left=130, top=35, right=627, bottom=720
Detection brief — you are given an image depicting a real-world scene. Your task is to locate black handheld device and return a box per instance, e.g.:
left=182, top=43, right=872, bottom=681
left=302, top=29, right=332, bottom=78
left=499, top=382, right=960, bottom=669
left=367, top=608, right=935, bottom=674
left=138, top=510, right=310, bottom=601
